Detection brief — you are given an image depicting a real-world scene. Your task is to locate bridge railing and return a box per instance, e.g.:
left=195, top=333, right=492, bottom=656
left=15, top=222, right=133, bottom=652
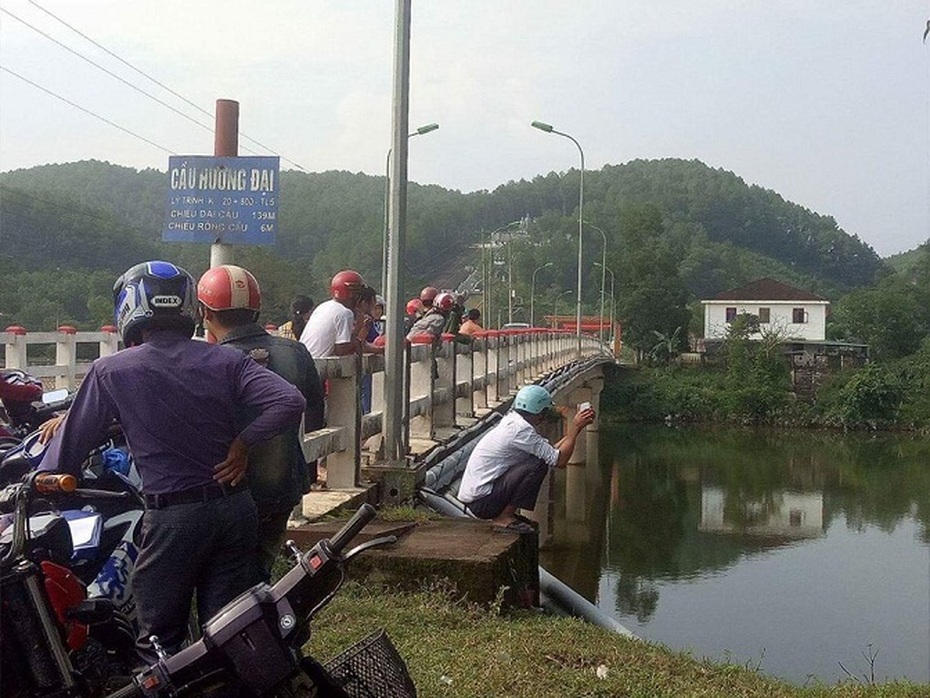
left=3, top=325, right=605, bottom=491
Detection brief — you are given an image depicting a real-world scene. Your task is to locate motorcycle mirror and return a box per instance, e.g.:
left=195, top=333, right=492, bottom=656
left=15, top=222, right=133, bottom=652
left=42, top=389, right=69, bottom=405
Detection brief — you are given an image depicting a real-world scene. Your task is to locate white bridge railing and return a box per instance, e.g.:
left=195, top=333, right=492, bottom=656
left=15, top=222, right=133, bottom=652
left=3, top=325, right=605, bottom=492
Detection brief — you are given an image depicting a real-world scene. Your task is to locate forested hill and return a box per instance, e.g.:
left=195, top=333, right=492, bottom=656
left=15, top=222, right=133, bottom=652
left=0, top=157, right=885, bottom=330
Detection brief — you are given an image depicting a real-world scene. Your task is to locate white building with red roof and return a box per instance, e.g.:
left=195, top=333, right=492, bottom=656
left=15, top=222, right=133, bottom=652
left=702, top=278, right=829, bottom=342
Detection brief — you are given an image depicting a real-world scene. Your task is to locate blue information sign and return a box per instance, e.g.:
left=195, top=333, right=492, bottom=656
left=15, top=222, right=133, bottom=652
left=163, top=155, right=279, bottom=245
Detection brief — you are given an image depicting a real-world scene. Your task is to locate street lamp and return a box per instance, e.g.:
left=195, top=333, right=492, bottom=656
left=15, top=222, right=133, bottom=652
left=530, top=262, right=553, bottom=328
left=487, top=220, right=522, bottom=328
left=594, top=261, right=615, bottom=350
left=584, top=221, right=608, bottom=344
left=553, top=289, right=573, bottom=329
left=382, top=122, right=439, bottom=293
left=532, top=120, right=584, bottom=356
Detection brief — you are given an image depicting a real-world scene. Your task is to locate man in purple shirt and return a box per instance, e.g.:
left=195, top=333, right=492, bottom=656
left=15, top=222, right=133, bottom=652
left=41, top=261, right=305, bottom=663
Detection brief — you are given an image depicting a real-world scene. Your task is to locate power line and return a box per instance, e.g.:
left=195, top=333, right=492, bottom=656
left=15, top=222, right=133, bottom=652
left=22, top=0, right=310, bottom=171
left=0, top=65, right=176, bottom=155
left=0, top=6, right=216, bottom=136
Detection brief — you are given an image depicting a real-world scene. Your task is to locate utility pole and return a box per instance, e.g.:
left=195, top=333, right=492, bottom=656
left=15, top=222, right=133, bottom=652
left=210, top=99, right=238, bottom=268
left=383, top=0, right=412, bottom=463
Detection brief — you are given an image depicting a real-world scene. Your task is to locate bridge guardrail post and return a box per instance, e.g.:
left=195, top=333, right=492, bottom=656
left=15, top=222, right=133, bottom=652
left=368, top=354, right=385, bottom=415
left=471, top=334, right=488, bottom=414
left=455, top=337, right=474, bottom=418
left=487, top=331, right=501, bottom=406
left=408, top=340, right=435, bottom=441
left=99, top=326, right=120, bottom=359
left=402, top=341, right=412, bottom=455
left=319, top=354, right=362, bottom=488
left=433, top=336, right=456, bottom=430
left=55, top=326, right=77, bottom=390
left=3, top=327, right=28, bottom=370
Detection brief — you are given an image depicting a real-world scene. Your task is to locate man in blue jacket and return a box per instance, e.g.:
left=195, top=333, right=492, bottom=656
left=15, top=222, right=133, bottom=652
left=41, top=261, right=305, bottom=663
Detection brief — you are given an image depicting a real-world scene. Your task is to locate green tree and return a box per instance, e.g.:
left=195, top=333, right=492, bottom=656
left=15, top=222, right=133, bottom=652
left=615, top=205, right=690, bottom=358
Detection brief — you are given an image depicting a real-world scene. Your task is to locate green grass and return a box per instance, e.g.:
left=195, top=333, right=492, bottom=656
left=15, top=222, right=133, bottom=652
left=302, top=582, right=927, bottom=698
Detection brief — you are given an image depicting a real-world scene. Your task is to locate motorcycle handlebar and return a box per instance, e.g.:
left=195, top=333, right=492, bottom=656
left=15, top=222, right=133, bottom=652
left=328, top=503, right=377, bottom=556
left=33, top=472, right=77, bottom=494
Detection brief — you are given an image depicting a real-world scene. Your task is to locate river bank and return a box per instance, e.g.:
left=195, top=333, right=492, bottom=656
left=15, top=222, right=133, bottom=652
left=600, top=362, right=930, bottom=431
left=303, top=582, right=926, bottom=697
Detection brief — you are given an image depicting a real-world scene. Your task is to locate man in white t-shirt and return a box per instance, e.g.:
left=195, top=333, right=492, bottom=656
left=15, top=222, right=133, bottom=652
left=458, top=384, right=594, bottom=532
left=299, top=270, right=366, bottom=358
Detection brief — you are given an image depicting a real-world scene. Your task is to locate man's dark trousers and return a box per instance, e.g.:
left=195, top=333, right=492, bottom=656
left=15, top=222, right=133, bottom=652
left=132, top=490, right=258, bottom=662
left=465, top=458, right=548, bottom=520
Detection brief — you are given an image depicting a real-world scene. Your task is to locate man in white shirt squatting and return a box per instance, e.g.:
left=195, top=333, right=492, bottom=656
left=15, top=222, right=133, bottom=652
left=458, top=384, right=595, bottom=533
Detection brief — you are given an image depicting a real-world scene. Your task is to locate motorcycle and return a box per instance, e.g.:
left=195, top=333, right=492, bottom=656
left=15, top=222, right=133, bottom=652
left=0, top=388, right=74, bottom=454
left=0, top=472, right=139, bottom=697
left=104, top=503, right=417, bottom=698
left=0, top=425, right=145, bottom=622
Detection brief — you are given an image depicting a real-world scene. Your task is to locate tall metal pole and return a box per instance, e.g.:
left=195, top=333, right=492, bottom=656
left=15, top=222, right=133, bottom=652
left=382, top=124, right=438, bottom=294
left=383, top=0, right=411, bottom=463
left=210, top=99, right=238, bottom=269
left=381, top=148, right=392, bottom=294
left=596, top=261, right=615, bottom=351
left=586, top=222, right=608, bottom=344
left=554, top=289, right=572, bottom=329
left=531, top=122, right=584, bottom=356
left=507, top=239, right=513, bottom=324
left=531, top=262, right=552, bottom=328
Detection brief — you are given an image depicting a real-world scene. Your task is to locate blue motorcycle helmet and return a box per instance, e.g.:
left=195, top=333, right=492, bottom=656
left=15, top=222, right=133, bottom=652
left=513, top=384, right=553, bottom=415
left=113, top=261, right=198, bottom=346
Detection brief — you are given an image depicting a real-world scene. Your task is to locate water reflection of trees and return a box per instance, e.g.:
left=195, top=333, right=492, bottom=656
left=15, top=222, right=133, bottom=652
left=601, top=425, right=930, bottom=620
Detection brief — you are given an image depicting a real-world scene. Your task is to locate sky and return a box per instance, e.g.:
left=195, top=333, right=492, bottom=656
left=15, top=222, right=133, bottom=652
left=1, top=1, right=928, bottom=257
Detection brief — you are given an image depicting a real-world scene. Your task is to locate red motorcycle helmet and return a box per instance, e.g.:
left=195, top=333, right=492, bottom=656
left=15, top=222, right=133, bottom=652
left=406, top=298, right=423, bottom=315
left=419, top=286, right=439, bottom=306
left=331, top=270, right=367, bottom=303
left=434, top=292, right=455, bottom=313
left=196, top=265, right=261, bottom=312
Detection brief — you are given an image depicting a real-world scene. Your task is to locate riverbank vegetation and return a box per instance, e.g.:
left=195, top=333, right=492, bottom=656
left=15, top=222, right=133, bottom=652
left=305, top=581, right=925, bottom=697
left=603, top=246, right=930, bottom=432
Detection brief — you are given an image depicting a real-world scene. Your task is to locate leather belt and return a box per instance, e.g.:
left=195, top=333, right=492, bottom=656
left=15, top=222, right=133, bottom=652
left=144, top=482, right=245, bottom=509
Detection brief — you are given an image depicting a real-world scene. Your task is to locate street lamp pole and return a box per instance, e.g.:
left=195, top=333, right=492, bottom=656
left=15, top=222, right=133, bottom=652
left=532, top=120, right=584, bottom=357
left=382, top=122, right=439, bottom=294
left=554, top=289, right=572, bottom=329
left=530, top=262, right=553, bottom=328
left=585, top=221, right=608, bottom=345
left=595, top=261, right=615, bottom=350
left=384, top=0, right=412, bottom=464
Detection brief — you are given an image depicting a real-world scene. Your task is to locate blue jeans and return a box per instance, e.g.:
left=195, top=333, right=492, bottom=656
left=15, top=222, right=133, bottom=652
left=132, top=490, right=258, bottom=662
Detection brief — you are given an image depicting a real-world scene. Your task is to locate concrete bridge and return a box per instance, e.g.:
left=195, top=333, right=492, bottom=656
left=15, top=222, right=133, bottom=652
left=2, top=325, right=613, bottom=526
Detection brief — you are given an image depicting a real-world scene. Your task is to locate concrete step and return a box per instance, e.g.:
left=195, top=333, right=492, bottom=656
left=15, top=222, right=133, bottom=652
left=286, top=517, right=539, bottom=609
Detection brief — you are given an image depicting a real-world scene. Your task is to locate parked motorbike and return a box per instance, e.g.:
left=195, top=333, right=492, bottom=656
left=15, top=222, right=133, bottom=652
left=0, top=425, right=145, bottom=622
left=0, top=389, right=73, bottom=452
left=0, top=472, right=139, bottom=697
left=104, top=503, right=417, bottom=698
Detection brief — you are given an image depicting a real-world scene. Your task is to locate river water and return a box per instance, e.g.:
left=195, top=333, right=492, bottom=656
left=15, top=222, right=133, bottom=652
left=539, top=424, right=930, bottom=686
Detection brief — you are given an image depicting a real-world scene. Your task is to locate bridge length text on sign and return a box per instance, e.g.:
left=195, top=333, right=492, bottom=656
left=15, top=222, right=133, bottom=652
left=163, top=155, right=280, bottom=245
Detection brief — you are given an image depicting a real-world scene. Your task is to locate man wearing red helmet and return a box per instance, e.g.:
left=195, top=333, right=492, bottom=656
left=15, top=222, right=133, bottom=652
left=299, top=270, right=366, bottom=358
left=198, top=265, right=325, bottom=582
left=406, top=291, right=455, bottom=342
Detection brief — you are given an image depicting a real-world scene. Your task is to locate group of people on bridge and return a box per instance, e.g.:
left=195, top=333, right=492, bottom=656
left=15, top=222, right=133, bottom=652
left=20, top=257, right=591, bottom=666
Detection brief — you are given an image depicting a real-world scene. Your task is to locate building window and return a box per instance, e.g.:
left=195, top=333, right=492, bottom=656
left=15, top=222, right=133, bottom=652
left=725, top=307, right=737, bottom=323
left=792, top=308, right=806, bottom=324
left=758, top=307, right=770, bottom=323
